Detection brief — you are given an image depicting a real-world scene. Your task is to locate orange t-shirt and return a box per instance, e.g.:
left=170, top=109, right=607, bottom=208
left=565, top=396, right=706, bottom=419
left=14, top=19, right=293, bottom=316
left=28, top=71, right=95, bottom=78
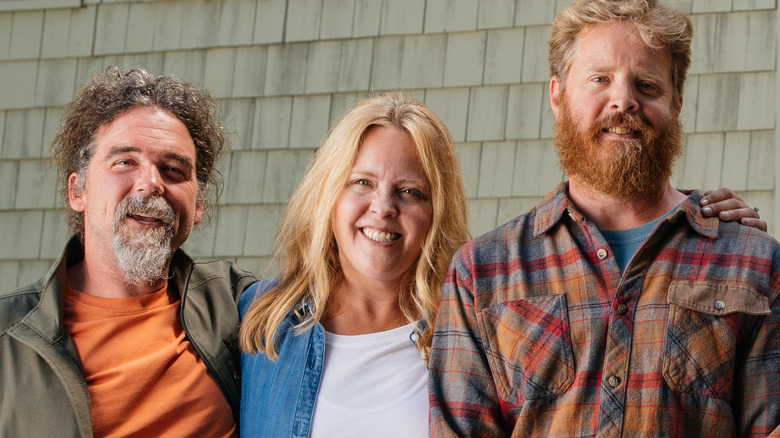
left=63, top=285, right=236, bottom=438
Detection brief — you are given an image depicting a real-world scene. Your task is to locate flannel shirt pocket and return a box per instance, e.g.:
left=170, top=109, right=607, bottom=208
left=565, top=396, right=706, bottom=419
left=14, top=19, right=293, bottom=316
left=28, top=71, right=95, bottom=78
left=662, top=281, right=770, bottom=401
left=478, top=293, right=575, bottom=404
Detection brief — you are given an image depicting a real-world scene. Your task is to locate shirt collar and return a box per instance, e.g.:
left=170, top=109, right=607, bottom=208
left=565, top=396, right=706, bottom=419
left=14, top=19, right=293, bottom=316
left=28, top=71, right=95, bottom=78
left=533, top=182, right=719, bottom=239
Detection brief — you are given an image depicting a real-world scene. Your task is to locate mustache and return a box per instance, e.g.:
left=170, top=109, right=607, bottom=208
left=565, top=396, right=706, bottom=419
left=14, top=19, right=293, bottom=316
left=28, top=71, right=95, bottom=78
left=588, top=112, right=653, bottom=140
left=114, top=195, right=175, bottom=230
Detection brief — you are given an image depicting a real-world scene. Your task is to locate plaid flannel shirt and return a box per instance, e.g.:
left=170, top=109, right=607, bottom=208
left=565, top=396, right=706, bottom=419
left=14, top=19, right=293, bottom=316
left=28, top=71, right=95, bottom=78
left=429, top=183, right=780, bottom=437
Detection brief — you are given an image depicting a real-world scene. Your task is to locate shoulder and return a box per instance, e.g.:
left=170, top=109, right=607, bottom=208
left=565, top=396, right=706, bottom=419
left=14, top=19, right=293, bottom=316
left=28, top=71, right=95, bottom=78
left=238, top=278, right=281, bottom=316
left=707, top=221, right=780, bottom=271
left=686, top=220, right=780, bottom=306
left=453, top=208, right=538, bottom=267
left=189, top=258, right=256, bottom=286
left=188, top=258, right=257, bottom=301
left=717, top=220, right=778, bottom=249
left=0, top=279, right=44, bottom=336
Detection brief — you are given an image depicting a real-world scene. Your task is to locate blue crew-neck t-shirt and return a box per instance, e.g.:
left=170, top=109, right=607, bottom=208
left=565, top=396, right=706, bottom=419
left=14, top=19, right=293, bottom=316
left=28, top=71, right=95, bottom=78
left=599, top=214, right=665, bottom=273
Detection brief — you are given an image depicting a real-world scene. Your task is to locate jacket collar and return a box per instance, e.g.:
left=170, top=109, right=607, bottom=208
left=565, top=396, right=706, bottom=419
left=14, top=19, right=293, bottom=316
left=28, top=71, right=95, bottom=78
left=168, top=244, right=195, bottom=299
left=533, top=182, right=719, bottom=239
left=21, top=235, right=81, bottom=343
left=23, top=236, right=194, bottom=343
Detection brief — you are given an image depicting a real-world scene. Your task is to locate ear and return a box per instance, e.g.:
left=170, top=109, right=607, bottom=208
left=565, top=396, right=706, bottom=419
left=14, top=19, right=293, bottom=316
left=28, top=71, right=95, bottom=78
left=675, top=93, right=684, bottom=114
left=550, top=75, right=562, bottom=119
left=68, top=173, right=86, bottom=212
left=193, top=201, right=204, bottom=226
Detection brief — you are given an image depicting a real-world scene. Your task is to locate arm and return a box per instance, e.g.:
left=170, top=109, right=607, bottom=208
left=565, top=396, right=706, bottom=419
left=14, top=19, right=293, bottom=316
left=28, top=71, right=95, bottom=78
left=736, top=292, right=780, bottom=437
left=700, top=187, right=766, bottom=232
left=735, top=243, right=780, bottom=437
left=429, top=247, right=507, bottom=437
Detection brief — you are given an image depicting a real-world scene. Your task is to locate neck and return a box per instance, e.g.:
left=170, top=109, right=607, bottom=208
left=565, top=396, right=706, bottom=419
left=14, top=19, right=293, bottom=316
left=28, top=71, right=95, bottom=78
left=322, top=278, right=408, bottom=335
left=68, top=244, right=170, bottom=298
left=568, top=179, right=686, bottom=230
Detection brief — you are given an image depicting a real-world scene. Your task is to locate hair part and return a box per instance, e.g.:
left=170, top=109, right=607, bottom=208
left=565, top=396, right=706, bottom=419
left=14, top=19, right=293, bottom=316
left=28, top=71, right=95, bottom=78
left=52, top=66, right=226, bottom=239
left=239, top=93, right=470, bottom=363
left=549, top=0, right=693, bottom=101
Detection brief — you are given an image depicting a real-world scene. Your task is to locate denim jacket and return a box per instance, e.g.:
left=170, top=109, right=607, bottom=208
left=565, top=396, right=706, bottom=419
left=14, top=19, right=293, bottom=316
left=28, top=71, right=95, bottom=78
left=239, top=279, right=326, bottom=438
left=239, top=279, right=425, bottom=438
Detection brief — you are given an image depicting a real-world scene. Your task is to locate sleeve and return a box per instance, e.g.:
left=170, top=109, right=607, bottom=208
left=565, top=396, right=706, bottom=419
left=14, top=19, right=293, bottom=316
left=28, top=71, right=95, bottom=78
left=428, top=243, right=507, bottom=437
left=238, top=278, right=280, bottom=317
left=238, top=282, right=261, bottom=317
left=232, top=265, right=258, bottom=302
left=736, top=285, right=780, bottom=437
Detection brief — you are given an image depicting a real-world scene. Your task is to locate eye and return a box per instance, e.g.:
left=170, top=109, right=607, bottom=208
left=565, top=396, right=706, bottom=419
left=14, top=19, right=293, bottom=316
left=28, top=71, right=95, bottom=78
left=113, top=159, right=135, bottom=168
left=162, top=165, right=188, bottom=180
left=348, top=178, right=374, bottom=192
left=350, top=178, right=375, bottom=188
left=163, top=165, right=184, bottom=175
left=591, top=76, right=608, bottom=83
left=399, top=187, right=428, bottom=201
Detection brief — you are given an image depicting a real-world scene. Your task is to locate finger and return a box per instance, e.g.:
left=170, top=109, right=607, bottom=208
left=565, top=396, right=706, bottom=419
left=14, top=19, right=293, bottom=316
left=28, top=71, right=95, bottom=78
left=740, top=217, right=768, bottom=233
left=718, top=207, right=759, bottom=221
left=700, top=187, right=743, bottom=207
left=701, top=198, right=748, bottom=217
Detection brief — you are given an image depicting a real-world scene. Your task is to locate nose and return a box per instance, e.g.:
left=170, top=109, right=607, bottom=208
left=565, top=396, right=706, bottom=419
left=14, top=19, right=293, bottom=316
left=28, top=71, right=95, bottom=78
left=136, top=164, right=164, bottom=195
left=370, top=190, right=398, bottom=218
left=610, top=81, right=638, bottom=113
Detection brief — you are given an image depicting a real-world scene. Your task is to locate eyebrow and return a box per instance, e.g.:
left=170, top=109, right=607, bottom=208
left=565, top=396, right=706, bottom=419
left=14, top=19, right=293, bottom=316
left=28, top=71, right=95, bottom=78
left=105, top=145, right=195, bottom=172
left=398, top=177, right=430, bottom=188
left=587, top=64, right=668, bottom=84
left=104, top=145, right=141, bottom=160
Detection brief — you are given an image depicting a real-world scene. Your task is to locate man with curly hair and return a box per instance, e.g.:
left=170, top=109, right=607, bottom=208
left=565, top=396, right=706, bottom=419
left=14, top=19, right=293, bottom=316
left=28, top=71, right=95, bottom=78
left=0, top=67, right=255, bottom=437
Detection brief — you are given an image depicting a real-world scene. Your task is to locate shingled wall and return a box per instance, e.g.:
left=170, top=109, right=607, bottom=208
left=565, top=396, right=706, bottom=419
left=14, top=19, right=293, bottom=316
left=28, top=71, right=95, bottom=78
left=0, top=0, right=776, bottom=290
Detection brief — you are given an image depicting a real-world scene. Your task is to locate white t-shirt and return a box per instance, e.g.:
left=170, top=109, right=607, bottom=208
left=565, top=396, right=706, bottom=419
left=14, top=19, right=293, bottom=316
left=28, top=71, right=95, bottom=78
left=310, top=322, right=428, bottom=438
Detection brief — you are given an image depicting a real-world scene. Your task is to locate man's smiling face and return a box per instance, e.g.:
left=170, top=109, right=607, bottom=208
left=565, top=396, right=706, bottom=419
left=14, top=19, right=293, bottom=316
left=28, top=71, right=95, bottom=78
left=68, top=106, right=202, bottom=284
left=550, top=21, right=684, bottom=199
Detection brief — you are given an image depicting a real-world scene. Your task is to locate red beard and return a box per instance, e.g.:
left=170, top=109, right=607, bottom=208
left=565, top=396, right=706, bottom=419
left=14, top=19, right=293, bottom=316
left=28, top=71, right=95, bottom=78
left=555, top=95, right=683, bottom=200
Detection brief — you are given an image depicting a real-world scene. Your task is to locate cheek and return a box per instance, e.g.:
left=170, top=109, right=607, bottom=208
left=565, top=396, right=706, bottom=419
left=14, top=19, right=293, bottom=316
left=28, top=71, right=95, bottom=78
left=576, top=103, right=600, bottom=125
left=406, top=205, right=433, bottom=242
left=334, top=192, right=368, bottom=222
left=648, top=105, right=675, bottom=127
left=331, top=195, right=356, bottom=240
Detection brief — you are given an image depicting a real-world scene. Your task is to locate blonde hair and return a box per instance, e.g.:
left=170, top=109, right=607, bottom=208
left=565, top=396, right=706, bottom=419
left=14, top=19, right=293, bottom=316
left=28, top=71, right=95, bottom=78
left=549, top=0, right=693, bottom=101
left=240, top=93, right=469, bottom=363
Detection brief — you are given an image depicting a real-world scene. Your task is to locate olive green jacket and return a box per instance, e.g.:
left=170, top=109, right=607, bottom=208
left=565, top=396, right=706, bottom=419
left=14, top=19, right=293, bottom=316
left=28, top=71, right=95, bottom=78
left=0, top=237, right=256, bottom=437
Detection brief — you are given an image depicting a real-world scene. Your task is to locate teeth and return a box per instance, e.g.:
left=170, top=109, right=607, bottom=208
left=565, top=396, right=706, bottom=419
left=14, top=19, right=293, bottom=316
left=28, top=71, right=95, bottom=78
left=607, top=127, right=634, bottom=134
left=129, top=214, right=161, bottom=225
left=362, top=227, right=400, bottom=242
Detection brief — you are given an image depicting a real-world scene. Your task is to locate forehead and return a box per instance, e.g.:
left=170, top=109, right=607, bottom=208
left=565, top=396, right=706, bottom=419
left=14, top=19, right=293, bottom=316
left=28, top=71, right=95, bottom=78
left=570, top=21, right=672, bottom=79
left=93, top=107, right=196, bottom=159
left=355, top=127, right=423, bottom=169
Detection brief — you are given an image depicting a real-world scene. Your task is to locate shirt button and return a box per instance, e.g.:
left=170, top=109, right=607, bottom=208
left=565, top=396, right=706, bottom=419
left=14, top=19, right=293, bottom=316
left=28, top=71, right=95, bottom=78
left=597, top=248, right=608, bottom=260
left=607, top=375, right=620, bottom=387
left=617, top=303, right=628, bottom=315
left=714, top=300, right=726, bottom=310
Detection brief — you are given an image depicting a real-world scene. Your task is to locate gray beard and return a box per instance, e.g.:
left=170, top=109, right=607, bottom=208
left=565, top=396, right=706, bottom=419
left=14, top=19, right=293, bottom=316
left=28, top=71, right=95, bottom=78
left=112, top=196, right=176, bottom=286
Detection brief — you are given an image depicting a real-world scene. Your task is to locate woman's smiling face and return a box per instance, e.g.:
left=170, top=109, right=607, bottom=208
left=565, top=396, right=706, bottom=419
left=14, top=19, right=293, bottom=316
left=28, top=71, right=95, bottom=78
left=331, top=125, right=432, bottom=291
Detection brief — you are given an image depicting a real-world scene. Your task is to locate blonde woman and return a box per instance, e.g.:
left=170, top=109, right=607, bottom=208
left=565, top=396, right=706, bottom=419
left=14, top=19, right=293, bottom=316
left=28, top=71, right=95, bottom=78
left=239, top=93, right=469, bottom=437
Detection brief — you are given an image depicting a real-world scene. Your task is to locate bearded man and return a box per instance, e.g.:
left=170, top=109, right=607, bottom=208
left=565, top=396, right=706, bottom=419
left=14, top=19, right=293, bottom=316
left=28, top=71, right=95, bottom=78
left=428, top=0, right=780, bottom=436
left=0, top=67, right=255, bottom=437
